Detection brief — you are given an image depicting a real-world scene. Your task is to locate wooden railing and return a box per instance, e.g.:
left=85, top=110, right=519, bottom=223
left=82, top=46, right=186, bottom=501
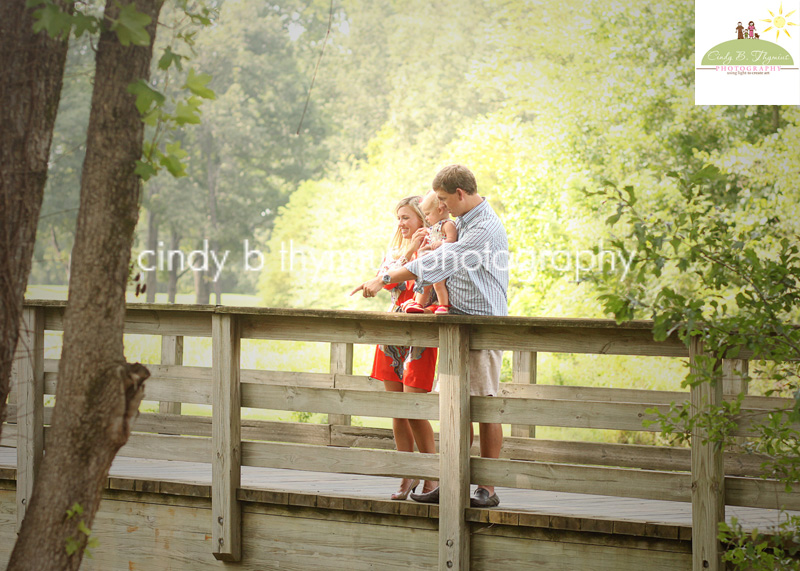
left=5, top=301, right=798, bottom=571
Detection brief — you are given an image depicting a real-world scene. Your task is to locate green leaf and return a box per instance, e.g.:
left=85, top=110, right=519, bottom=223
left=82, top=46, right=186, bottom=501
left=134, top=160, right=157, bottom=181
left=72, top=12, right=100, bottom=38
left=174, top=97, right=202, bottom=125
left=65, top=537, right=79, bottom=556
left=183, top=69, right=216, bottom=100
left=32, top=3, right=72, bottom=39
left=141, top=108, right=159, bottom=127
left=158, top=46, right=183, bottom=71
left=109, top=2, right=151, bottom=47
left=77, top=520, right=92, bottom=536
left=160, top=141, right=188, bottom=178
left=126, top=80, right=165, bottom=115
left=66, top=502, right=84, bottom=518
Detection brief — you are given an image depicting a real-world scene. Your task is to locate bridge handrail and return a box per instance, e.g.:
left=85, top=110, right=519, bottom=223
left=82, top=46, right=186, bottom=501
left=9, top=300, right=795, bottom=570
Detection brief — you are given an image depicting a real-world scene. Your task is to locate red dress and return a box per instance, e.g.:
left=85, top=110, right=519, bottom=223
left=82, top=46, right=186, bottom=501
left=370, top=254, right=438, bottom=391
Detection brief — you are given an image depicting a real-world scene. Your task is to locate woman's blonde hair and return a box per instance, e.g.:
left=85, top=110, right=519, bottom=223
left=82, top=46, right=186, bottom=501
left=388, top=195, right=427, bottom=259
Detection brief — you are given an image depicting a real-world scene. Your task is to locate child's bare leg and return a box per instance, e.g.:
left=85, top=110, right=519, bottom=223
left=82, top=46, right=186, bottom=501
left=433, top=281, right=449, bottom=307
left=414, top=285, right=432, bottom=307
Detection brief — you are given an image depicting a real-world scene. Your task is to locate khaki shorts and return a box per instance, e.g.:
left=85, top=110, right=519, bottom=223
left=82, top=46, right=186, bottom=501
left=435, top=349, right=502, bottom=397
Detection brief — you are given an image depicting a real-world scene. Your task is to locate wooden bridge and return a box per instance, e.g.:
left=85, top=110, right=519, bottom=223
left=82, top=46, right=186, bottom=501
left=1, top=300, right=797, bottom=570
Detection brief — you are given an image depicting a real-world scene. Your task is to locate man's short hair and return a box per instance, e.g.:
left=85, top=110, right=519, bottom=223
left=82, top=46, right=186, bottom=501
left=433, top=164, right=477, bottom=195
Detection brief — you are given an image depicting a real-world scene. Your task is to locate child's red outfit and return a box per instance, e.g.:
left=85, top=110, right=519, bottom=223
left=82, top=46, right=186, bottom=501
left=370, top=253, right=437, bottom=391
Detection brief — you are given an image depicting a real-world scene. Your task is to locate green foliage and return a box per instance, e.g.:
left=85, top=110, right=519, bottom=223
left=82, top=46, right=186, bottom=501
left=719, top=516, right=800, bottom=571
left=594, top=157, right=800, bottom=562
left=64, top=502, right=98, bottom=558
left=29, top=0, right=74, bottom=39
left=29, top=0, right=151, bottom=46
left=183, top=68, right=215, bottom=100
left=108, top=1, right=152, bottom=46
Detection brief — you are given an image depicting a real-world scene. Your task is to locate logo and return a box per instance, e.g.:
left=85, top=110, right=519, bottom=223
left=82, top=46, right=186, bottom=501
left=695, top=1, right=800, bottom=105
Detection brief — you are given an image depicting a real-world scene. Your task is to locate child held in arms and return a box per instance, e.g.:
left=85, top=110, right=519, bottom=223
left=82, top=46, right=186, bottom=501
left=401, top=190, right=458, bottom=314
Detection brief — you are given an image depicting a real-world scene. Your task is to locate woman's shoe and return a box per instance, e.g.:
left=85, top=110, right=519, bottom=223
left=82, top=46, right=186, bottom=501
left=401, top=300, right=425, bottom=313
left=391, top=478, right=420, bottom=500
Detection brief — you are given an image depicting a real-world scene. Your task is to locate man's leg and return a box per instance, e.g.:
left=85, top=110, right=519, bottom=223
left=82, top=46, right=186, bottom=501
left=469, top=350, right=503, bottom=506
left=477, top=422, right=503, bottom=495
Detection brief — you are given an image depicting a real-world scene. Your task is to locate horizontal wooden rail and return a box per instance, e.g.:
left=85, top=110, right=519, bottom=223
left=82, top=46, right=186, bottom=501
left=242, top=441, right=438, bottom=481
left=241, top=385, right=440, bottom=420
left=472, top=457, right=692, bottom=502
left=39, top=361, right=796, bottom=435
left=0, top=415, right=775, bottom=479
left=471, top=396, right=665, bottom=432
left=32, top=300, right=713, bottom=357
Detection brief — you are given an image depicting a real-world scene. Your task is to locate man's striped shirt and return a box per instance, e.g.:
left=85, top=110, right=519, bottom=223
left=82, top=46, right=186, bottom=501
left=405, top=198, right=508, bottom=316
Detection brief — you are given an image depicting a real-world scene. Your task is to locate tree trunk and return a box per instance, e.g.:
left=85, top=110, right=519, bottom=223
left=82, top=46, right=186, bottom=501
left=8, top=1, right=164, bottom=569
left=167, top=227, right=180, bottom=303
left=0, top=0, right=70, bottom=436
left=145, top=191, right=158, bottom=303
left=772, top=105, right=781, bottom=132
left=205, top=133, right=222, bottom=304
left=194, top=263, right=211, bottom=304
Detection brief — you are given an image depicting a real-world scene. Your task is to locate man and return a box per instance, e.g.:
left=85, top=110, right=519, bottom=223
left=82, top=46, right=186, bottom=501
left=351, top=164, right=509, bottom=507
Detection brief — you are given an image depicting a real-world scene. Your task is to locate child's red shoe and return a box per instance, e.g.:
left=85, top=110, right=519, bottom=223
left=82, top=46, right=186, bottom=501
left=400, top=300, right=425, bottom=313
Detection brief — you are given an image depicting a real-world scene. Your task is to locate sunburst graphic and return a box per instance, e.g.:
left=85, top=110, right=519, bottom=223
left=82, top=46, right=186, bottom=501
left=762, top=2, right=798, bottom=41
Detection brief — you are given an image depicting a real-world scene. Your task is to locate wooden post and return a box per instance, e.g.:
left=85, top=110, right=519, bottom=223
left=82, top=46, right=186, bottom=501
left=328, top=342, right=353, bottom=428
left=159, top=335, right=183, bottom=416
left=511, top=351, right=537, bottom=438
left=212, top=314, right=241, bottom=561
left=15, top=307, right=44, bottom=530
left=721, top=358, right=748, bottom=397
left=438, top=324, right=471, bottom=571
left=690, top=337, right=724, bottom=571
left=722, top=358, right=748, bottom=447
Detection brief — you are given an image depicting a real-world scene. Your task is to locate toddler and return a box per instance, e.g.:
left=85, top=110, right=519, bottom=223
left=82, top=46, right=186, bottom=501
left=402, top=190, right=457, bottom=314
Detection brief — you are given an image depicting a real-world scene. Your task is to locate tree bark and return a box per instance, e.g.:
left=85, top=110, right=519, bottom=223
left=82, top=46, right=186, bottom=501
left=167, top=226, right=180, bottom=303
left=0, top=0, right=70, bottom=437
left=204, top=132, right=222, bottom=304
left=194, top=263, right=211, bottom=304
left=8, top=1, right=164, bottom=569
left=145, top=187, right=158, bottom=303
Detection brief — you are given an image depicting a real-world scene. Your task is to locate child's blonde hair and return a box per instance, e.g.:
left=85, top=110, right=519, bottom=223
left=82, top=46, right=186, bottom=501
left=388, top=195, right=427, bottom=259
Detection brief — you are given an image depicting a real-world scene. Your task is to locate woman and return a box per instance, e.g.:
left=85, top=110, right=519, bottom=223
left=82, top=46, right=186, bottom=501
left=369, top=195, right=438, bottom=499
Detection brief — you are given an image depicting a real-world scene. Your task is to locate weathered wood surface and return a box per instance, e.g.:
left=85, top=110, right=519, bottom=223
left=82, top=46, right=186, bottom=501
left=29, top=299, right=702, bottom=356
left=510, top=351, right=537, bottom=438
left=472, top=457, right=693, bottom=502
left=241, top=384, right=440, bottom=420
left=0, top=448, right=793, bottom=533
left=242, top=441, right=438, bottom=480
left=16, top=299, right=799, bottom=570
left=690, top=338, right=724, bottom=571
left=328, top=342, right=353, bottom=427
left=0, top=415, right=780, bottom=481
left=42, top=359, right=795, bottom=431
left=159, top=334, right=183, bottom=416
left=211, top=314, right=241, bottom=561
left=438, top=324, right=471, bottom=570
left=13, top=307, right=44, bottom=529
left=0, top=484, right=699, bottom=571
left=472, top=395, right=667, bottom=431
